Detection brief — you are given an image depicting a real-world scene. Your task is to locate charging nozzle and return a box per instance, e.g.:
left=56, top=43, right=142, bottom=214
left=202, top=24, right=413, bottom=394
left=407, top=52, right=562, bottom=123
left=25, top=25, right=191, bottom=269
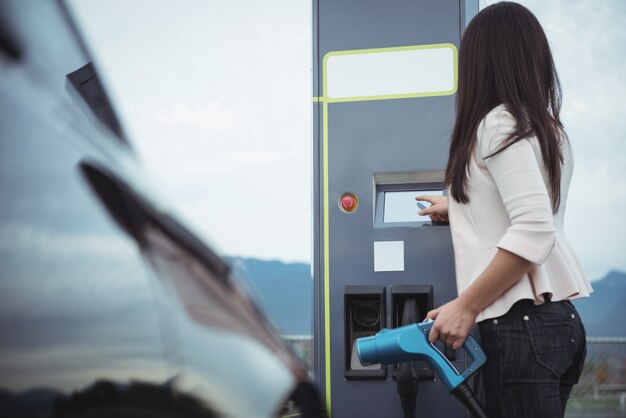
left=356, top=333, right=381, bottom=366
left=356, top=322, right=489, bottom=417
left=355, top=322, right=486, bottom=391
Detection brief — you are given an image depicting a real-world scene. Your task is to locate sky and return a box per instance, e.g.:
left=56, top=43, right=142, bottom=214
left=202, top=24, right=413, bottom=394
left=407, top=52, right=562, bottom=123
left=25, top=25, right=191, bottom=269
left=66, top=0, right=626, bottom=281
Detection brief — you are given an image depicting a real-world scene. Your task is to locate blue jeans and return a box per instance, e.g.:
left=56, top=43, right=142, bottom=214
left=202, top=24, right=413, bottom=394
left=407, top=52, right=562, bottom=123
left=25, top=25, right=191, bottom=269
left=477, top=298, right=586, bottom=418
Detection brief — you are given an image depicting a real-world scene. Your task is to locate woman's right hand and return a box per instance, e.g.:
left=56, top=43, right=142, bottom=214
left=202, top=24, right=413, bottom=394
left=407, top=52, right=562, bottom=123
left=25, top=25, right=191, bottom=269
left=415, top=195, right=449, bottom=223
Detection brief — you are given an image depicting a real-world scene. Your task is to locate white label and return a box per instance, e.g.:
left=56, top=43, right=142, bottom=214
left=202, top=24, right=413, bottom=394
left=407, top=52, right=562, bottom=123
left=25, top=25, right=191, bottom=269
left=374, top=241, right=405, bottom=272
left=326, top=45, right=456, bottom=99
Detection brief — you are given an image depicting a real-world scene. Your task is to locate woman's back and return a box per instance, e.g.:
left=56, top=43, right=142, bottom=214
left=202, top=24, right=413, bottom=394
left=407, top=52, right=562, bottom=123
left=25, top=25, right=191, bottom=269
left=447, top=104, right=592, bottom=321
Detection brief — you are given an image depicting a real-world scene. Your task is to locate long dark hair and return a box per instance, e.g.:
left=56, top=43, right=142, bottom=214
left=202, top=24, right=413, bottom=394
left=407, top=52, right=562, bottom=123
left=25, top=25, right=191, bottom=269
left=445, top=1, right=564, bottom=212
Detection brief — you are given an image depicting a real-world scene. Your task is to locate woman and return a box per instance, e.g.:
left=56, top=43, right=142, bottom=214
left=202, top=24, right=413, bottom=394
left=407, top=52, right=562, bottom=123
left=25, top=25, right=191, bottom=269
left=416, top=2, right=593, bottom=417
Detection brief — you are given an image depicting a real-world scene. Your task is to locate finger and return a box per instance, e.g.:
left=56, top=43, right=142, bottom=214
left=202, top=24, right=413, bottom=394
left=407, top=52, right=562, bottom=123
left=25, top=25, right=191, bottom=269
left=453, top=339, right=463, bottom=350
left=415, top=195, right=436, bottom=204
left=424, top=307, right=440, bottom=322
left=434, top=214, right=449, bottom=222
left=428, top=323, right=440, bottom=344
left=447, top=335, right=456, bottom=348
left=419, top=207, right=436, bottom=216
left=452, top=333, right=467, bottom=350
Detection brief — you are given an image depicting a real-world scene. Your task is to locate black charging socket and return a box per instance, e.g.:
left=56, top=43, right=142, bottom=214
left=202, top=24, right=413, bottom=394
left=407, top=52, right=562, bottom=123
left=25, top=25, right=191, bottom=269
left=391, top=285, right=435, bottom=381
left=344, top=285, right=386, bottom=379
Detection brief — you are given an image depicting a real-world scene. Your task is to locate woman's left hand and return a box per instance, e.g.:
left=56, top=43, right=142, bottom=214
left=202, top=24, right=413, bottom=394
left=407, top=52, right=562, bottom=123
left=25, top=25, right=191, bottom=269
left=424, top=297, right=478, bottom=350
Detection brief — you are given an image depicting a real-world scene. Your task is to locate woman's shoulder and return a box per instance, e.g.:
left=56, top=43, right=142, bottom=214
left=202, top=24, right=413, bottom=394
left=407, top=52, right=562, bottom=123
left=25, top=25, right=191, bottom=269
left=477, top=104, right=517, bottom=157
left=481, top=104, right=516, bottom=131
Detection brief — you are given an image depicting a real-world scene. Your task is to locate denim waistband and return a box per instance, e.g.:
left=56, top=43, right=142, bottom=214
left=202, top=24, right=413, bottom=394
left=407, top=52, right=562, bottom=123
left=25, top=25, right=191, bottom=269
left=479, top=296, right=577, bottom=326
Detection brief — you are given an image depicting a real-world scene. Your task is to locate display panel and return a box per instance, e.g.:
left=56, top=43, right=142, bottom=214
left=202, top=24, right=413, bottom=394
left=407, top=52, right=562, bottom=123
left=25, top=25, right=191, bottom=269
left=383, top=189, right=444, bottom=223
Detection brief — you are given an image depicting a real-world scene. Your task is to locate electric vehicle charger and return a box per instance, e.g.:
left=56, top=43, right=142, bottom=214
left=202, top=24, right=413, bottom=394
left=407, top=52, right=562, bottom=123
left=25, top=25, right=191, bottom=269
left=356, top=321, right=488, bottom=418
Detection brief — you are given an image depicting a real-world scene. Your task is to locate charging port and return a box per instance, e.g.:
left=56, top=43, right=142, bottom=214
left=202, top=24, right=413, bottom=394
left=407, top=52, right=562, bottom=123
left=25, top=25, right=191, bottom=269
left=344, top=286, right=386, bottom=379
left=391, top=285, right=435, bottom=381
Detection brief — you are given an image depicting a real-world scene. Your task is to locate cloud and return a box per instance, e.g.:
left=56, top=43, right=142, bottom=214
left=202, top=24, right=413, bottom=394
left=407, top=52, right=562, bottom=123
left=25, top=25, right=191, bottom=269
left=153, top=101, right=242, bottom=134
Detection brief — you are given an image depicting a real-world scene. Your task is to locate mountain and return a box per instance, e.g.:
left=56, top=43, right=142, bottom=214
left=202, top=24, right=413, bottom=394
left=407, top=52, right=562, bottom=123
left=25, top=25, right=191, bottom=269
left=572, top=270, right=626, bottom=337
left=227, top=256, right=626, bottom=338
left=227, top=257, right=313, bottom=335
left=0, top=388, right=61, bottom=418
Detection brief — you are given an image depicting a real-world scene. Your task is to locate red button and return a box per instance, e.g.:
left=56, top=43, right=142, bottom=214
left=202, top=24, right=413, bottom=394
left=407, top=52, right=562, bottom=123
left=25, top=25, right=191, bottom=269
left=341, top=195, right=356, bottom=211
left=339, top=193, right=358, bottom=213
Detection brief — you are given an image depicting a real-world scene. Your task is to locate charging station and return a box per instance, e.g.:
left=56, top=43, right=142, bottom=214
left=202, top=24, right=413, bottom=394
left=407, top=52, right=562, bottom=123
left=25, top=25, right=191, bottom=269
left=312, top=1, right=478, bottom=417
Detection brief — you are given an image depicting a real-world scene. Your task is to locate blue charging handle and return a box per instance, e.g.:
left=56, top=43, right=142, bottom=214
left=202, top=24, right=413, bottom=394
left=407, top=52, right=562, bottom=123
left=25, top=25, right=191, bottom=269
left=356, top=321, right=487, bottom=391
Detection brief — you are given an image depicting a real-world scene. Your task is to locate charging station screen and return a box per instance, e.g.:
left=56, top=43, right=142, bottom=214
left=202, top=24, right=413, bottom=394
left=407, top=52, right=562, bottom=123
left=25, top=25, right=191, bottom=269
left=383, top=189, right=444, bottom=223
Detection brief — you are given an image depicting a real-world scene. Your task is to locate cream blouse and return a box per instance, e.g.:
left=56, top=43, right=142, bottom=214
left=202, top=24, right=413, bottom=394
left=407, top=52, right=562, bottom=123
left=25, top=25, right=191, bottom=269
left=448, top=104, right=593, bottom=322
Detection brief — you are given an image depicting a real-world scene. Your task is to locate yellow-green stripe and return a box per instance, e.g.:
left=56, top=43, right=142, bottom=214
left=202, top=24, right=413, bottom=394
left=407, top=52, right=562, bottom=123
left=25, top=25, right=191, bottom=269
left=322, top=98, right=331, bottom=415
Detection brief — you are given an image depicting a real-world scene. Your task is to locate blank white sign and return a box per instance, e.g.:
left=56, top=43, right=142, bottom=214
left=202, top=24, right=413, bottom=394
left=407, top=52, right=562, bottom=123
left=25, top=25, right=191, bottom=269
left=326, top=45, right=456, bottom=99
left=374, top=241, right=405, bottom=272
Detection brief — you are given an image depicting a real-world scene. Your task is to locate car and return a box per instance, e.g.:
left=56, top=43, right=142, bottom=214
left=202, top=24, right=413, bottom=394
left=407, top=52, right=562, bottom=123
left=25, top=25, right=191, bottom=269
left=0, top=1, right=323, bottom=417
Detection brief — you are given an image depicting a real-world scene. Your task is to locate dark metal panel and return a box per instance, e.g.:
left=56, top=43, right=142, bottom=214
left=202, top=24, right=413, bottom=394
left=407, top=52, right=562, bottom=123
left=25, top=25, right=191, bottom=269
left=318, top=0, right=461, bottom=57
left=313, top=0, right=477, bottom=417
